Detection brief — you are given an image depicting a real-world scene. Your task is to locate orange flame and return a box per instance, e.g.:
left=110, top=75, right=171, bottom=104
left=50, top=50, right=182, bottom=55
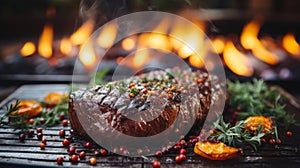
left=121, top=36, right=136, bottom=51
left=211, top=36, right=225, bottom=54
left=252, top=42, right=279, bottom=64
left=223, top=41, right=253, bottom=76
left=178, top=44, right=194, bottom=59
left=132, top=49, right=150, bottom=68
left=60, top=37, right=72, bottom=55
left=138, top=33, right=171, bottom=51
left=70, top=20, right=94, bottom=45
left=189, top=54, right=204, bottom=68
left=240, top=20, right=279, bottom=65
left=282, top=33, right=300, bottom=56
left=138, top=18, right=172, bottom=51
left=97, top=23, right=118, bottom=48
left=240, top=21, right=260, bottom=50
left=79, top=42, right=97, bottom=71
left=170, top=22, right=205, bottom=60
left=38, top=24, right=53, bottom=58
left=20, top=42, right=36, bottom=56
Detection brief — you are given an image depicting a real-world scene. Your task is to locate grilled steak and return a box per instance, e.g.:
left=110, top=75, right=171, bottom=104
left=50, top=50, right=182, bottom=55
left=69, top=68, right=220, bottom=143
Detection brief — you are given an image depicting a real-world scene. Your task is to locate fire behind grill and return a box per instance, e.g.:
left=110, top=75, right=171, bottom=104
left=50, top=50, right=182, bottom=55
left=0, top=85, right=300, bottom=167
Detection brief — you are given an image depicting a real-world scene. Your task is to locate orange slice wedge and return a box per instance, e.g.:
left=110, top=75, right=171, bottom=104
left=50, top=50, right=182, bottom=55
left=244, top=116, right=273, bottom=133
left=10, top=100, right=42, bottom=118
left=43, top=92, right=68, bottom=106
left=194, top=141, right=243, bottom=160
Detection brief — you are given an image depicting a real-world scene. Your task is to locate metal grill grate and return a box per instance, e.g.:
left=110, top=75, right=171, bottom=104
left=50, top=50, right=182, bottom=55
left=0, top=85, right=300, bottom=167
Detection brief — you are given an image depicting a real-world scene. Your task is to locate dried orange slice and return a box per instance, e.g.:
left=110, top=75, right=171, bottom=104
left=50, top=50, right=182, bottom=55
left=244, top=116, right=273, bottom=133
left=10, top=100, right=42, bottom=118
left=194, top=141, right=243, bottom=160
left=43, top=92, right=68, bottom=106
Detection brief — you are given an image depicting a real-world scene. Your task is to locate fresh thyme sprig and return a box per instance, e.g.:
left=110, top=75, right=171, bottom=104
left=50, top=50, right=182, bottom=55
left=209, top=116, right=265, bottom=151
left=227, top=79, right=296, bottom=128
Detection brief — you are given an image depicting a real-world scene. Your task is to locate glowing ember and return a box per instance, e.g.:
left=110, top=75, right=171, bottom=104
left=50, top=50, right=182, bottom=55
left=70, top=20, right=94, bottom=45
left=97, top=23, right=118, bottom=49
left=20, top=42, right=36, bottom=56
left=223, top=41, right=253, bottom=76
left=240, top=20, right=279, bottom=65
left=282, top=33, right=300, bottom=56
left=121, top=36, right=136, bottom=51
left=38, top=24, right=53, bottom=58
left=79, top=42, right=97, bottom=71
left=60, top=37, right=72, bottom=55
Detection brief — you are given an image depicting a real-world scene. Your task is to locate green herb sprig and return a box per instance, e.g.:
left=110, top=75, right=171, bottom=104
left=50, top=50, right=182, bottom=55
left=0, top=100, right=31, bottom=131
left=34, top=97, right=69, bottom=126
left=0, top=95, right=69, bottom=131
left=227, top=79, right=296, bottom=128
left=209, top=116, right=265, bottom=151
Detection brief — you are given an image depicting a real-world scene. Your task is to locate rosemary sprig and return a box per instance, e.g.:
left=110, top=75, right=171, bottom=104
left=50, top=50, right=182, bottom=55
left=227, top=79, right=296, bottom=128
left=209, top=116, right=265, bottom=150
left=34, top=97, right=69, bottom=127
left=0, top=95, right=69, bottom=131
left=0, top=100, right=31, bottom=131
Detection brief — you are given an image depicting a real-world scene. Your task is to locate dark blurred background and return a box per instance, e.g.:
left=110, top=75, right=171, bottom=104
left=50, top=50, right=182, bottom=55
left=0, top=0, right=299, bottom=100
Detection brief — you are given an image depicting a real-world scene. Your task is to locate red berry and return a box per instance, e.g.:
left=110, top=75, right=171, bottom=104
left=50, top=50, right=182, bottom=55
left=62, top=139, right=70, bottom=146
left=269, top=139, right=276, bottom=145
left=19, top=133, right=26, bottom=142
left=79, top=151, right=86, bottom=159
left=36, top=128, right=43, bottom=133
left=85, top=142, right=92, bottom=148
left=119, top=146, right=124, bottom=152
left=29, top=118, right=34, bottom=125
left=68, top=146, right=76, bottom=155
left=56, top=157, right=64, bottom=165
left=41, top=138, right=47, bottom=144
left=71, top=154, right=78, bottom=163
left=175, top=155, right=181, bottom=163
left=90, top=157, right=97, bottom=165
left=152, top=160, right=161, bottom=168
left=286, top=131, right=293, bottom=137
left=276, top=139, right=281, bottom=144
left=260, top=138, right=266, bottom=143
left=59, top=113, right=65, bottom=121
left=59, top=130, right=65, bottom=137
left=40, top=143, right=46, bottom=150
left=155, top=150, right=162, bottom=157
left=179, top=149, right=186, bottom=155
left=27, top=129, right=34, bottom=138
left=62, top=120, right=69, bottom=127
left=123, top=149, right=129, bottom=155
left=173, top=145, right=181, bottom=150
left=37, top=133, right=43, bottom=140
left=40, top=118, right=46, bottom=124
left=179, top=154, right=186, bottom=161
left=100, top=149, right=107, bottom=156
